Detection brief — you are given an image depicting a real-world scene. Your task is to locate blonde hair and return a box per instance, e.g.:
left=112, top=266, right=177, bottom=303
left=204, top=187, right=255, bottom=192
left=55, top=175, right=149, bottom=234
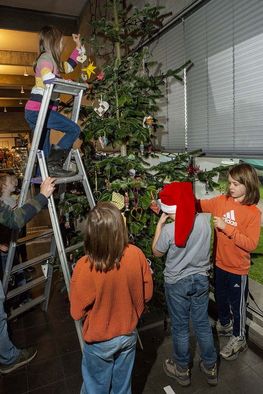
left=84, top=202, right=128, bottom=272
left=227, top=163, right=260, bottom=205
left=34, top=25, right=63, bottom=72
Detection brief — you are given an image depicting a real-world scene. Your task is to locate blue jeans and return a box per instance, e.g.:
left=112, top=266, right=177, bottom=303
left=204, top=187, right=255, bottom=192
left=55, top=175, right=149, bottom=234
left=215, top=266, right=248, bottom=337
left=0, top=280, right=20, bottom=364
left=165, top=274, right=217, bottom=368
left=25, top=109, right=80, bottom=157
left=80, top=331, right=137, bottom=394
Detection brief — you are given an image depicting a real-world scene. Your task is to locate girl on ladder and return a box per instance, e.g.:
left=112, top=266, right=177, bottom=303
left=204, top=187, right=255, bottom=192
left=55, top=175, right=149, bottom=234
left=25, top=25, right=83, bottom=177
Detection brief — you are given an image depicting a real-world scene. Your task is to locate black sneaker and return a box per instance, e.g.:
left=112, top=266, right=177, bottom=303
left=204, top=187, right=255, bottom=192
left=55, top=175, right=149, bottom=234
left=163, top=358, right=191, bottom=386
left=200, top=361, right=218, bottom=386
left=0, top=347, right=37, bottom=374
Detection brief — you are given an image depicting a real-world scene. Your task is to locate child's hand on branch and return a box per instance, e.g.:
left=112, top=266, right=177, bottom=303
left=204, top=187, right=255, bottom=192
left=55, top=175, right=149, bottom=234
left=72, top=34, right=81, bottom=49
left=213, top=216, right=226, bottom=230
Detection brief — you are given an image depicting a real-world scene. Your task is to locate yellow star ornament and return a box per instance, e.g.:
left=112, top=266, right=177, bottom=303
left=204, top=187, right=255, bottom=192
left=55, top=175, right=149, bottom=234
left=82, top=61, right=97, bottom=78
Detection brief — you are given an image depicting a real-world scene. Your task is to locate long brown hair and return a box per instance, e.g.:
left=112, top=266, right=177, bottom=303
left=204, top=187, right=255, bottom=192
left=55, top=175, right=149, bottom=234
left=227, top=163, right=260, bottom=205
left=84, top=202, right=128, bottom=272
left=34, top=25, right=63, bottom=72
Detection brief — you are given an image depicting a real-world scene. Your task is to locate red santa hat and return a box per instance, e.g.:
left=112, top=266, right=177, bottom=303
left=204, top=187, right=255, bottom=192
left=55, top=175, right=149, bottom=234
left=158, top=182, right=195, bottom=247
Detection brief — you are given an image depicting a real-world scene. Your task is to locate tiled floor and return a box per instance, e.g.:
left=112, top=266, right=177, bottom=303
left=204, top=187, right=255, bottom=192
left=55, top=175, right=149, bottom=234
left=1, top=276, right=263, bottom=394
left=1, top=207, right=263, bottom=393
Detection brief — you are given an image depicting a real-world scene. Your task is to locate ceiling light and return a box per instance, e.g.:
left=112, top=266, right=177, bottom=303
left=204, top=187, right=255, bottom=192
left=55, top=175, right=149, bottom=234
left=4, top=107, right=7, bottom=113
left=21, top=86, right=24, bottom=94
left=24, top=67, right=29, bottom=77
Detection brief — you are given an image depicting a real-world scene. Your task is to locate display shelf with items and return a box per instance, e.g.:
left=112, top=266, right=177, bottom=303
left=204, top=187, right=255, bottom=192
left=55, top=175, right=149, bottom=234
left=0, top=147, right=28, bottom=178
left=13, top=147, right=28, bottom=177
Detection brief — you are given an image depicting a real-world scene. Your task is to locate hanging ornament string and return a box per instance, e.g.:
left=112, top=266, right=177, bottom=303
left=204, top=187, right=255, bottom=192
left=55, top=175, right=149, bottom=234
left=124, top=192, right=130, bottom=211
left=130, top=189, right=143, bottom=220
left=93, top=169, right=101, bottom=201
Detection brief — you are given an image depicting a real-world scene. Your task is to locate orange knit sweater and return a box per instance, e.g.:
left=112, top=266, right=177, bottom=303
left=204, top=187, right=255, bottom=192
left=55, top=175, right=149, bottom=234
left=198, top=195, right=261, bottom=275
left=70, top=244, right=153, bottom=342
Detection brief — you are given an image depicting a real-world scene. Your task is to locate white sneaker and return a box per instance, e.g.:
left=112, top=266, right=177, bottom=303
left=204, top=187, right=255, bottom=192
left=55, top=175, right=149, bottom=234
left=220, top=336, right=247, bottom=360
left=216, top=320, right=233, bottom=336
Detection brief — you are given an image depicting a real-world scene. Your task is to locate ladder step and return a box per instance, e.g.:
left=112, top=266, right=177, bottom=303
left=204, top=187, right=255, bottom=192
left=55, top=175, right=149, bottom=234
left=52, top=78, right=87, bottom=95
left=8, top=295, right=46, bottom=320
left=65, top=241, right=84, bottom=254
left=17, top=229, right=53, bottom=245
left=6, top=276, right=47, bottom=300
left=10, top=252, right=53, bottom=274
left=54, top=174, right=83, bottom=185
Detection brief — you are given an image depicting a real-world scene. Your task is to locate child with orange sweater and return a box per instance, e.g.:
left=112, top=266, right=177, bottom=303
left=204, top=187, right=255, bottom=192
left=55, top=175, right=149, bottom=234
left=70, top=202, right=153, bottom=394
left=197, top=163, right=261, bottom=360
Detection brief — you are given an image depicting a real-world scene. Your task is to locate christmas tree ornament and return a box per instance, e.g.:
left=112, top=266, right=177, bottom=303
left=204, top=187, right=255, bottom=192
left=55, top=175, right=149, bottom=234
left=94, top=98, right=110, bottom=117
left=82, top=60, right=97, bottom=78
left=139, top=142, right=144, bottom=155
left=77, top=45, right=87, bottom=63
left=130, top=189, right=143, bottom=220
left=143, top=115, right=154, bottom=128
left=96, top=70, right=105, bottom=81
left=149, top=191, right=160, bottom=215
left=111, top=191, right=125, bottom=210
left=124, top=192, right=130, bottom=211
left=65, top=212, right=70, bottom=229
left=93, top=170, right=101, bottom=201
left=81, top=72, right=88, bottom=81
left=98, top=133, right=109, bottom=148
left=129, top=168, right=136, bottom=178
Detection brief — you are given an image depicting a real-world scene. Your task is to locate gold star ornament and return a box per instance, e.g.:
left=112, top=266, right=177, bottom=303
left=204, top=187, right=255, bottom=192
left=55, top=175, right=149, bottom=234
left=82, top=61, right=97, bottom=78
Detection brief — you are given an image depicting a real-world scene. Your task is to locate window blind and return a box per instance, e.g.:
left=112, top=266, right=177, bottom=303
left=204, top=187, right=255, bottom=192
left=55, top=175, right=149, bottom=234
left=149, top=23, right=186, bottom=151
left=148, top=0, right=263, bottom=156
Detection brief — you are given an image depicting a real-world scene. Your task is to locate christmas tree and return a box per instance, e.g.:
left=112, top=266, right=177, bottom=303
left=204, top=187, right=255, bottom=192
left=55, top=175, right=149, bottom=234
left=66, top=0, right=223, bottom=309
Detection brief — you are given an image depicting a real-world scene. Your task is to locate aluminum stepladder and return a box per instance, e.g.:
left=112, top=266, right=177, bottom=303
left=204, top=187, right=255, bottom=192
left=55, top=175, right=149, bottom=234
left=3, top=78, right=95, bottom=349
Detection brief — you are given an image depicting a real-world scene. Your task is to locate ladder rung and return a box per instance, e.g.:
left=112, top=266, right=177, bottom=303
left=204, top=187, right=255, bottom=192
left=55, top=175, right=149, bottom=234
left=51, top=78, right=87, bottom=95
left=17, top=229, right=53, bottom=245
left=55, top=174, right=83, bottom=185
left=10, top=252, right=53, bottom=274
left=8, top=295, right=46, bottom=320
left=65, top=241, right=84, bottom=254
left=6, top=276, right=47, bottom=300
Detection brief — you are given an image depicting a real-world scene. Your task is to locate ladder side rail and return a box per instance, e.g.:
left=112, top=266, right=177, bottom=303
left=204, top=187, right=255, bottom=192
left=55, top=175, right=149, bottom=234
left=18, top=83, right=54, bottom=206
left=37, top=150, right=84, bottom=349
left=3, top=237, right=18, bottom=292
left=41, top=236, right=56, bottom=312
left=62, top=91, right=82, bottom=173
left=3, top=84, right=55, bottom=293
left=71, top=90, right=84, bottom=123
left=58, top=90, right=83, bottom=196
left=73, top=150, right=96, bottom=209
left=37, top=150, right=71, bottom=288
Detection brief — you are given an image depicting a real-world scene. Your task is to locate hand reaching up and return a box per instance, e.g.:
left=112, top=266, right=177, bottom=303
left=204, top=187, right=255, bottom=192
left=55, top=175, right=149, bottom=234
left=72, top=33, right=81, bottom=49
